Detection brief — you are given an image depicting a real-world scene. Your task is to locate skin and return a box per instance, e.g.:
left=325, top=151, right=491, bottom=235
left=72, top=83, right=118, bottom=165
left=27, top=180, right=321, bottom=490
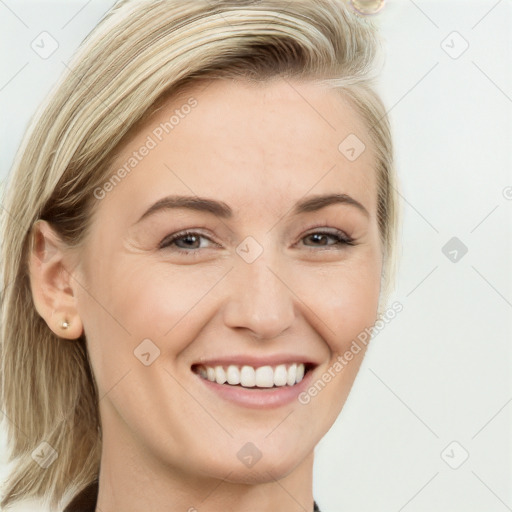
left=29, top=77, right=383, bottom=512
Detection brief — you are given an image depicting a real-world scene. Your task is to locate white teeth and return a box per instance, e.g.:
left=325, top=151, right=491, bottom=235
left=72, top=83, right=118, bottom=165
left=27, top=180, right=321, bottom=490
left=215, top=366, right=227, bottom=384
left=206, top=367, right=216, bottom=382
left=240, top=365, right=256, bottom=387
left=273, top=364, right=288, bottom=386
left=296, top=363, right=305, bottom=383
left=226, top=365, right=240, bottom=385
left=197, top=363, right=307, bottom=388
left=255, top=366, right=274, bottom=388
left=287, top=363, right=297, bottom=386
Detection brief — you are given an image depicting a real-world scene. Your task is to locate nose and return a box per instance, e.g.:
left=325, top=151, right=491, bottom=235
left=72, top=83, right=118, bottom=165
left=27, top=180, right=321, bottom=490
left=222, top=252, right=296, bottom=340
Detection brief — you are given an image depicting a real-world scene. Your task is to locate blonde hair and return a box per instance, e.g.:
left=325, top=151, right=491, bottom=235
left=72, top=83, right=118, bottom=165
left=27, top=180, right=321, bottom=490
left=0, top=0, right=400, bottom=509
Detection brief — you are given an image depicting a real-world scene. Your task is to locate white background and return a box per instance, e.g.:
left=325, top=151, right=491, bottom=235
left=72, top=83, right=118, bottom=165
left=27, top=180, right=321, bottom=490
left=1, top=1, right=511, bottom=511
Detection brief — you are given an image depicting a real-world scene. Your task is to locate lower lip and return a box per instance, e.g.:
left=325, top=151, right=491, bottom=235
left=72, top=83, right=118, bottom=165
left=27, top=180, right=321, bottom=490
left=194, top=369, right=314, bottom=409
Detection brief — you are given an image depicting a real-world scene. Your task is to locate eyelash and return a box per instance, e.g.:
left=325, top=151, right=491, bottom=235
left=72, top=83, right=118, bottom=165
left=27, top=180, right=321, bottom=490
left=159, top=227, right=355, bottom=256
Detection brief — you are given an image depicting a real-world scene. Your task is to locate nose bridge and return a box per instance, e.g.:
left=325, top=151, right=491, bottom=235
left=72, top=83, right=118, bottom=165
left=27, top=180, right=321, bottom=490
left=223, top=244, right=296, bottom=339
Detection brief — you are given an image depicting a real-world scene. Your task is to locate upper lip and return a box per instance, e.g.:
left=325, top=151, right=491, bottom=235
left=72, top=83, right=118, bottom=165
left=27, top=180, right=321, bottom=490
left=191, top=354, right=319, bottom=368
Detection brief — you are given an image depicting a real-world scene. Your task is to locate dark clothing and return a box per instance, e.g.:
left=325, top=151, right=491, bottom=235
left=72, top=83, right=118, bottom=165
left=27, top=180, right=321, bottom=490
left=63, top=480, right=322, bottom=511
left=63, top=480, right=98, bottom=512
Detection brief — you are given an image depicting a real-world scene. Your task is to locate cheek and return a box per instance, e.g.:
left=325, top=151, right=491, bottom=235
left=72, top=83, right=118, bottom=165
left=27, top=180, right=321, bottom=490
left=297, top=257, right=381, bottom=353
left=84, top=259, right=227, bottom=350
left=291, top=260, right=381, bottom=430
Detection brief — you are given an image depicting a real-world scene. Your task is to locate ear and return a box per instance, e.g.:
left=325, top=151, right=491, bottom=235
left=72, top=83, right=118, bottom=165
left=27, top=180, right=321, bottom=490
left=28, top=220, right=84, bottom=340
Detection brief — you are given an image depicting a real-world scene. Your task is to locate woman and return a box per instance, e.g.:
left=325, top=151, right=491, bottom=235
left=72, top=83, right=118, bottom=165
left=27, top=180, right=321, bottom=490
left=0, top=0, right=399, bottom=510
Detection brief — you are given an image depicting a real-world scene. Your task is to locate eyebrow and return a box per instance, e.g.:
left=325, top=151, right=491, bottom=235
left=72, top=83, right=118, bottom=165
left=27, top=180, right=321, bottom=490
left=135, top=192, right=370, bottom=224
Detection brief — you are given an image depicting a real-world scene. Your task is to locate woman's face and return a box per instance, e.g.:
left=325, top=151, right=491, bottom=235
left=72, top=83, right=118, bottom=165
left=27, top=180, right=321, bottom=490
left=74, top=78, right=382, bottom=484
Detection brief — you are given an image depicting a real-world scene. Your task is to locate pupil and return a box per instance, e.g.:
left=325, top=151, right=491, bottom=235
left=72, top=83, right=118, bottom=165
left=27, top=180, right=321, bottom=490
left=311, top=234, right=325, bottom=245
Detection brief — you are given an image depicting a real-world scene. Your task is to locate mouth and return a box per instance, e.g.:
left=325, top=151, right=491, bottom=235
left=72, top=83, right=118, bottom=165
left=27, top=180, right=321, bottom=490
left=191, top=362, right=316, bottom=389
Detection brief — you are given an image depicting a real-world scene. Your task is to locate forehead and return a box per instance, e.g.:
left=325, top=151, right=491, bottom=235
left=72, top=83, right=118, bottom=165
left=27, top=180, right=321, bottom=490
left=101, top=77, right=377, bottom=222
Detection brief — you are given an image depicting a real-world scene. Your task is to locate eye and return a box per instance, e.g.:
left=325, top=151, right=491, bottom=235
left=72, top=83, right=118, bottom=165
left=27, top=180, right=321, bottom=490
left=159, top=227, right=355, bottom=256
left=300, top=229, right=355, bottom=249
left=159, top=230, right=218, bottom=254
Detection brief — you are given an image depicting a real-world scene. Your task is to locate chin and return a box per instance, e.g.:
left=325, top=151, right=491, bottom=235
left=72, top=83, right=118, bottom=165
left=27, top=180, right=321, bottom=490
left=221, top=457, right=306, bottom=485
left=190, top=442, right=311, bottom=485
